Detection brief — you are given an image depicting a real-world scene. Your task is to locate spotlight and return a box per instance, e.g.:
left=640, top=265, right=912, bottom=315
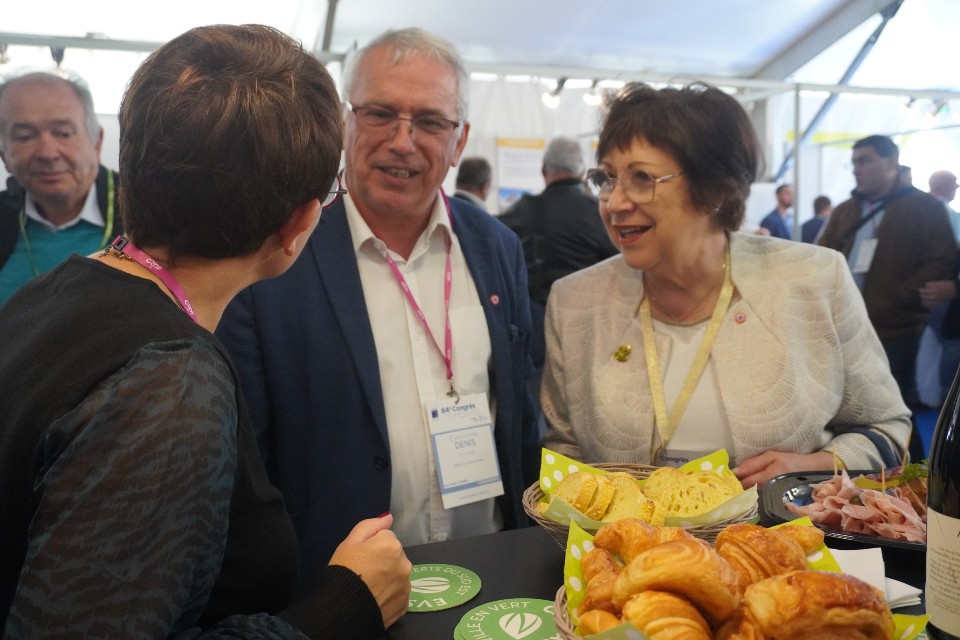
left=542, top=77, right=566, bottom=109
left=583, top=79, right=602, bottom=106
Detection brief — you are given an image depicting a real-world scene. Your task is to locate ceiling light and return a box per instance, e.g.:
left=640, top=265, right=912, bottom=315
left=583, top=79, right=602, bottom=106
left=541, top=77, right=566, bottom=109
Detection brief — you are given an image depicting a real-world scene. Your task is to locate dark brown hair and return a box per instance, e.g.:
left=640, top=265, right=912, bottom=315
left=119, top=24, right=342, bottom=260
left=597, top=82, right=760, bottom=231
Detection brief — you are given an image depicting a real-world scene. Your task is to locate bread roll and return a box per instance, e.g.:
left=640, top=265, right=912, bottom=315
left=621, top=590, right=712, bottom=640
left=715, top=524, right=807, bottom=593
left=612, top=538, right=741, bottom=626
left=577, top=609, right=620, bottom=635
left=578, top=548, right=621, bottom=615
left=716, top=570, right=895, bottom=640
left=593, top=518, right=693, bottom=564
left=641, top=467, right=742, bottom=517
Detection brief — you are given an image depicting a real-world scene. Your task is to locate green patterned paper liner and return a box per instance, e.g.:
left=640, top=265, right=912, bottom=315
left=538, top=448, right=757, bottom=529
left=561, top=517, right=925, bottom=640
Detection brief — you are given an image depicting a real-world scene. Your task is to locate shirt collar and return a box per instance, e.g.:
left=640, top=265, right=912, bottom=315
left=343, top=187, right=452, bottom=261
left=25, top=184, right=103, bottom=231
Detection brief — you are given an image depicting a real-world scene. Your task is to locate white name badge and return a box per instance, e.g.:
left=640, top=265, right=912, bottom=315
left=426, top=392, right=504, bottom=509
left=656, top=448, right=711, bottom=468
left=851, top=237, right=878, bottom=274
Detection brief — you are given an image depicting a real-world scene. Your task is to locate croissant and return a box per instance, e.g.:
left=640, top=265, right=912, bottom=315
left=621, top=590, right=712, bottom=640
left=578, top=548, right=621, bottom=615
left=577, top=609, right=620, bottom=635
left=715, top=524, right=807, bottom=593
left=715, top=570, right=895, bottom=640
left=612, top=538, right=740, bottom=626
left=593, top=518, right=693, bottom=564
left=775, top=524, right=825, bottom=555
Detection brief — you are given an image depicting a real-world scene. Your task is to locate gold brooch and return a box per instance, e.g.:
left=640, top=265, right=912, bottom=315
left=614, top=344, right=632, bottom=362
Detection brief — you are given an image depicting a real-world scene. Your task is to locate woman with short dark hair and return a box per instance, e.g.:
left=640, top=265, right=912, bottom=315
left=542, top=82, right=910, bottom=487
left=0, top=24, right=410, bottom=639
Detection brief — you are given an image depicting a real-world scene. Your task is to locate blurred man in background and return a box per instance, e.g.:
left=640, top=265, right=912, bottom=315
left=0, top=72, right=121, bottom=305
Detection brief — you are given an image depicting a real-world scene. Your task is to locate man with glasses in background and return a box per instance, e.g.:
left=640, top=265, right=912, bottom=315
left=818, top=135, right=956, bottom=460
left=217, top=27, right=539, bottom=596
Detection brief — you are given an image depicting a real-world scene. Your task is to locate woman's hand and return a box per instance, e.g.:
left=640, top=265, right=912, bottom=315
left=330, top=513, right=412, bottom=628
left=733, top=450, right=836, bottom=489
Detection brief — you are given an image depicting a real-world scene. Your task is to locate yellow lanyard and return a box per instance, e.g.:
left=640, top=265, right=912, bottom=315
left=17, top=172, right=115, bottom=277
left=639, top=245, right=733, bottom=461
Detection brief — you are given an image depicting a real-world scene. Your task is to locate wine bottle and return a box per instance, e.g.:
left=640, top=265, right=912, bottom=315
left=926, top=365, right=960, bottom=640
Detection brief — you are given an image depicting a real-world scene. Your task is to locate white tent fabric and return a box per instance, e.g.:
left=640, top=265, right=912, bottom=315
left=2, top=0, right=959, bottom=220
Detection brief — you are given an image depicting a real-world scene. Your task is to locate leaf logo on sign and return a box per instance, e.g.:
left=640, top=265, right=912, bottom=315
left=410, top=576, right=450, bottom=594
left=499, top=612, right=542, bottom=639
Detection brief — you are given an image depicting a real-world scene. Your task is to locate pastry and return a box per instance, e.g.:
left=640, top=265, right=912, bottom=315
left=621, top=590, right=712, bottom=640
left=612, top=538, right=741, bottom=626
left=577, top=609, right=620, bottom=635
left=715, top=523, right=807, bottom=593
left=715, top=570, right=895, bottom=640
left=775, top=524, right=825, bottom=555
left=578, top=548, right=621, bottom=615
left=593, top=518, right=693, bottom=564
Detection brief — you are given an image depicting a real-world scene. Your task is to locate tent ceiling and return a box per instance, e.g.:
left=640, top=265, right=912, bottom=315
left=2, top=0, right=956, bottom=90
left=327, top=0, right=888, bottom=80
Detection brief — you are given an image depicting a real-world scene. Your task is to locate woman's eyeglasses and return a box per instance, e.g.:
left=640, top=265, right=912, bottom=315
left=586, top=168, right=684, bottom=204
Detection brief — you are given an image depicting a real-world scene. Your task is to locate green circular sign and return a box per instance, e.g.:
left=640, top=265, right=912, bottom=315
left=454, top=598, right=558, bottom=640
left=407, top=563, right=482, bottom=612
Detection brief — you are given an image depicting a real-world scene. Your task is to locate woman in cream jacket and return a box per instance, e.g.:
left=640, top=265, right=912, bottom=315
left=541, top=83, right=910, bottom=488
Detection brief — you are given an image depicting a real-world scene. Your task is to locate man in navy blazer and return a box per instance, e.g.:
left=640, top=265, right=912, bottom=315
left=217, top=27, right=539, bottom=596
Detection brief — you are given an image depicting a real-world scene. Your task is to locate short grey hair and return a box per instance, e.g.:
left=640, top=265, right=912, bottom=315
left=0, top=70, right=101, bottom=146
left=543, top=136, right=585, bottom=176
left=342, top=27, right=469, bottom=120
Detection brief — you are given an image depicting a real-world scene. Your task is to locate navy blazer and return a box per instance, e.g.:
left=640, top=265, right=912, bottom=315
left=217, top=195, right=540, bottom=595
left=759, top=209, right=792, bottom=240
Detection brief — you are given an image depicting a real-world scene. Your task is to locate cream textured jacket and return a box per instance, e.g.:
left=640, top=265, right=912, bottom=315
left=541, top=233, right=911, bottom=469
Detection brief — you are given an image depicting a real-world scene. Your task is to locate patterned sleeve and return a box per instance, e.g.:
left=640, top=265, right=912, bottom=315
left=3, top=338, right=306, bottom=640
left=825, top=253, right=913, bottom=467
left=540, top=283, right=583, bottom=461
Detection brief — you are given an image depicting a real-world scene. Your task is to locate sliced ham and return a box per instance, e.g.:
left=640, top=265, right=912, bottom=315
left=785, top=470, right=927, bottom=543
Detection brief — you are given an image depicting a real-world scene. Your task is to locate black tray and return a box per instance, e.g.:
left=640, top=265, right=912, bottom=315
left=760, top=470, right=925, bottom=551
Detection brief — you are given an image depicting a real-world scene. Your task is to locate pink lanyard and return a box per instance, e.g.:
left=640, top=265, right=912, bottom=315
left=382, top=195, right=457, bottom=396
left=108, top=236, right=199, bottom=324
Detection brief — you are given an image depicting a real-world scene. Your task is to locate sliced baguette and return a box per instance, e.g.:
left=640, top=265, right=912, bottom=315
left=584, top=475, right=617, bottom=519
left=553, top=471, right=599, bottom=512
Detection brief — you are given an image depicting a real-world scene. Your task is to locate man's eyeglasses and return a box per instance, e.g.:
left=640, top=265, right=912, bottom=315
left=585, top=168, right=684, bottom=205
left=349, top=103, right=461, bottom=137
left=323, top=174, right=347, bottom=209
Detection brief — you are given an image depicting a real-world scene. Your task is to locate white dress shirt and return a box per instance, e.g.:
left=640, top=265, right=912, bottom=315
left=26, top=184, right=104, bottom=230
left=344, top=192, right=501, bottom=545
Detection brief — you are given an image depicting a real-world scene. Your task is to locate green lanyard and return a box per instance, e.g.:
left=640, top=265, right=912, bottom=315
left=17, top=172, right=115, bottom=277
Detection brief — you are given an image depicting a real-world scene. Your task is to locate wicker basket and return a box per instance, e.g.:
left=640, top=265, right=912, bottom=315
left=553, top=585, right=578, bottom=640
left=522, top=462, right=759, bottom=546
